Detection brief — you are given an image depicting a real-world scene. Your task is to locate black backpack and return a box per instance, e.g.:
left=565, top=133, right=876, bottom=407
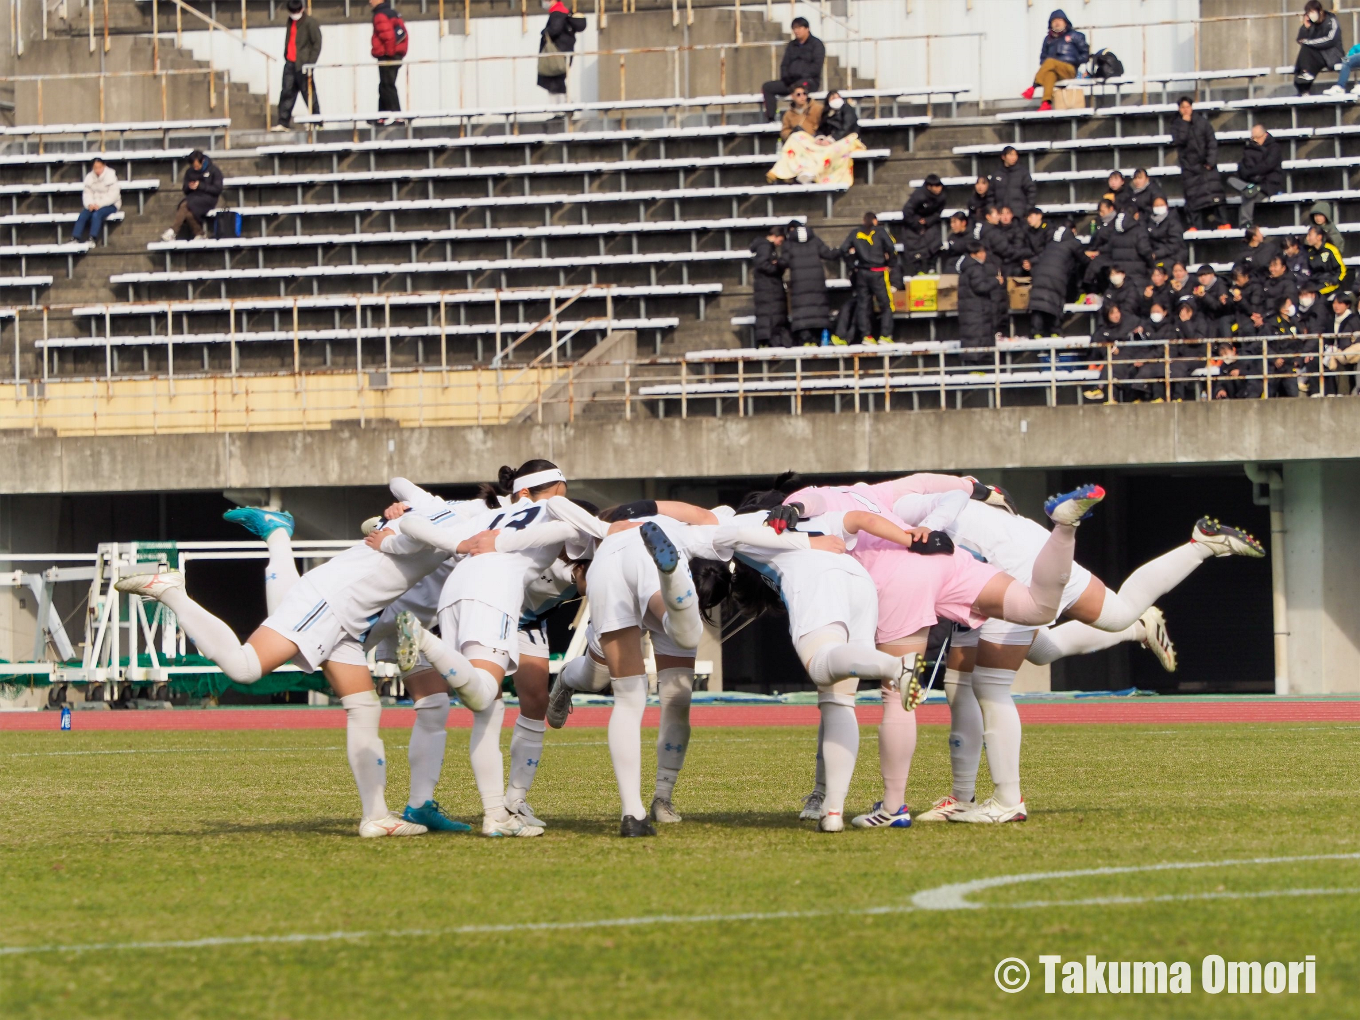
left=1088, top=48, right=1124, bottom=79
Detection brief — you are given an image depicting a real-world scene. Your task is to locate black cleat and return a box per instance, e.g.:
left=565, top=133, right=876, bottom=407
left=619, top=815, right=657, bottom=838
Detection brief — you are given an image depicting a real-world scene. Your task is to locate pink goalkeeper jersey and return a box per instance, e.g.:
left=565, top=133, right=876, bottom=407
left=788, top=483, right=1000, bottom=642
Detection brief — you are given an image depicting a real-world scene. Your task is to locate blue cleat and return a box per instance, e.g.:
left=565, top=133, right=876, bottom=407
left=402, top=800, right=472, bottom=833
left=1043, top=484, right=1106, bottom=526
left=638, top=521, right=679, bottom=573
left=851, top=802, right=913, bottom=829
left=223, top=507, right=295, bottom=539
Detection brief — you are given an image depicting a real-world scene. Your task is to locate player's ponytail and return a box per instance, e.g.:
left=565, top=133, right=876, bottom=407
left=479, top=458, right=562, bottom=507
left=773, top=470, right=803, bottom=494
left=691, top=559, right=733, bottom=623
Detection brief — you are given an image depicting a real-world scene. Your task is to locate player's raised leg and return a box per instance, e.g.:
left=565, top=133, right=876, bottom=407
left=222, top=507, right=298, bottom=614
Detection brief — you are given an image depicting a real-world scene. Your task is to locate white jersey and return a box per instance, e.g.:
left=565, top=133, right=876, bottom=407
left=300, top=542, right=452, bottom=639
left=893, top=493, right=1062, bottom=587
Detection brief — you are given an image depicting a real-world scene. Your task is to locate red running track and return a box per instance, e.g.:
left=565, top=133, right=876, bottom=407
left=3, top=700, right=1360, bottom=731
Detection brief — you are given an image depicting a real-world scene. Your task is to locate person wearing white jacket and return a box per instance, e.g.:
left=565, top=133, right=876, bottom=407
left=72, top=157, right=121, bottom=245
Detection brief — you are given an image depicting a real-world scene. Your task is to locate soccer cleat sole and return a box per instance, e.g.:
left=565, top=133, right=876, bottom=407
left=1192, top=516, right=1266, bottom=558
left=898, top=653, right=928, bottom=712
left=394, top=610, right=421, bottom=674
left=1044, top=483, right=1106, bottom=525
left=1139, top=606, right=1177, bottom=673
left=546, top=679, right=575, bottom=729
left=638, top=521, right=680, bottom=573
left=113, top=571, right=185, bottom=599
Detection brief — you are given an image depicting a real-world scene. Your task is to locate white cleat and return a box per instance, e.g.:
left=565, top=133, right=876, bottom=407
left=799, top=790, right=825, bottom=820
left=507, top=800, right=547, bottom=828
left=1044, top=484, right=1106, bottom=527
left=359, top=813, right=429, bottom=838
left=817, top=811, right=845, bottom=832
left=360, top=515, right=385, bottom=536
left=1191, top=517, right=1265, bottom=558
left=546, top=677, right=575, bottom=729
left=914, top=794, right=972, bottom=822
left=891, top=652, right=927, bottom=711
left=649, top=796, right=683, bottom=824
left=482, top=812, right=543, bottom=837
left=949, top=796, right=1027, bottom=824
left=1138, top=606, right=1177, bottom=673
left=851, top=801, right=912, bottom=829
left=160, top=228, right=176, bottom=243
left=113, top=570, right=185, bottom=600
left=394, top=610, right=422, bottom=674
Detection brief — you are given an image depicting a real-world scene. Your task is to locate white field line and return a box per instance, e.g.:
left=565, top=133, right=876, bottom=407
left=4, top=854, right=1358, bottom=957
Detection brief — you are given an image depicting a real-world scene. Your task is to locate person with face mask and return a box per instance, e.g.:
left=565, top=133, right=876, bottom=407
left=1145, top=197, right=1187, bottom=268
left=816, top=90, right=859, bottom=141
left=1262, top=294, right=1305, bottom=396
left=1294, top=1, right=1346, bottom=95
left=1087, top=208, right=1153, bottom=295
left=1128, top=169, right=1166, bottom=217
left=274, top=0, right=322, bottom=131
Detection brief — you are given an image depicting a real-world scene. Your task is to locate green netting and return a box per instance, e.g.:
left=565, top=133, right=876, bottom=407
left=0, top=654, right=329, bottom=698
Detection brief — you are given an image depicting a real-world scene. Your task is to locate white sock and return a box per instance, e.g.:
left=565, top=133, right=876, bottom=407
left=943, top=668, right=982, bottom=803
left=154, top=586, right=263, bottom=684
left=1001, top=522, right=1076, bottom=625
left=416, top=629, right=497, bottom=709
left=407, top=692, right=449, bottom=809
left=469, top=698, right=507, bottom=818
left=1094, top=544, right=1210, bottom=631
left=342, top=690, right=388, bottom=822
left=812, top=715, right=826, bottom=796
left=878, top=689, right=917, bottom=813
left=654, top=666, right=692, bottom=802
left=1027, top=620, right=1145, bottom=664
left=506, top=714, right=546, bottom=808
left=607, top=674, right=648, bottom=820
left=819, top=700, right=859, bottom=817
left=264, top=528, right=301, bottom=615
left=660, top=607, right=703, bottom=652
left=972, top=666, right=1022, bottom=806
left=561, top=653, right=612, bottom=693
left=808, top=642, right=904, bottom=684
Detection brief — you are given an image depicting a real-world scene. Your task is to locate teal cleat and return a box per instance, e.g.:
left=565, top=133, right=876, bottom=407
left=402, top=800, right=472, bottom=833
left=223, top=507, right=295, bottom=539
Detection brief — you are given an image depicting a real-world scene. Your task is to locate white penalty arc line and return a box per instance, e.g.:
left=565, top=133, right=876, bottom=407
left=4, top=854, right=1359, bottom=958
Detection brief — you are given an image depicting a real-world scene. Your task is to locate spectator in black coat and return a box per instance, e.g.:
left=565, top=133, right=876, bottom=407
left=1086, top=302, right=1154, bottom=403
left=816, top=91, right=859, bottom=140
left=1261, top=294, right=1305, bottom=396
left=164, top=149, right=223, bottom=241
left=996, top=206, right=1030, bottom=276
left=966, top=176, right=996, bottom=223
left=1140, top=263, right=1172, bottom=317
left=749, top=227, right=791, bottom=348
left=974, top=206, right=1017, bottom=275
left=1021, top=207, right=1050, bottom=271
left=1170, top=295, right=1217, bottom=398
left=1167, top=260, right=1194, bottom=304
left=1193, top=264, right=1232, bottom=325
left=839, top=212, right=900, bottom=344
left=1322, top=291, right=1360, bottom=393
left=957, top=242, right=1007, bottom=356
left=1283, top=235, right=1311, bottom=282
left=1106, top=171, right=1136, bottom=215
left=1102, top=266, right=1143, bottom=319
left=938, top=212, right=972, bottom=273
left=1085, top=208, right=1152, bottom=290
left=1169, top=96, right=1227, bottom=229
left=1027, top=220, right=1082, bottom=335
left=987, top=147, right=1036, bottom=217
left=762, top=18, right=825, bottom=120
left=1146, top=194, right=1188, bottom=268
left=1225, top=124, right=1284, bottom=229
left=1296, top=282, right=1330, bottom=389
left=781, top=220, right=840, bottom=344
left=1128, top=168, right=1166, bottom=216
left=1228, top=262, right=1267, bottom=318
left=899, top=174, right=947, bottom=276
left=537, top=1, right=586, bottom=98
left=1294, top=0, right=1345, bottom=95
left=1237, top=226, right=1281, bottom=281
left=1263, top=254, right=1301, bottom=312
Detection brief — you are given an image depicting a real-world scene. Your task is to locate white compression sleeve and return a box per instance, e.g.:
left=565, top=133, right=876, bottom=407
left=1026, top=620, right=1145, bottom=665
left=971, top=666, right=1022, bottom=806
left=1093, top=544, right=1210, bottom=631
left=818, top=701, right=859, bottom=819
left=263, top=529, right=300, bottom=616
left=654, top=667, right=693, bottom=802
left=808, top=643, right=905, bottom=685
left=407, top=692, right=450, bottom=809
left=469, top=698, right=507, bottom=818
left=154, top=586, right=263, bottom=684
left=342, top=690, right=388, bottom=822
left=943, top=668, right=982, bottom=804
left=607, top=674, right=649, bottom=820
left=506, top=714, right=546, bottom=808
left=1000, top=522, right=1076, bottom=625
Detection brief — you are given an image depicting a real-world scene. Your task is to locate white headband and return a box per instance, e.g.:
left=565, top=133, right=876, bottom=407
left=513, top=467, right=565, bottom=491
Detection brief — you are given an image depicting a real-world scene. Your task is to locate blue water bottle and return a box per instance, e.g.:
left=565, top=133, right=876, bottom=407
left=60, top=705, right=72, bottom=731
left=820, top=329, right=831, bottom=346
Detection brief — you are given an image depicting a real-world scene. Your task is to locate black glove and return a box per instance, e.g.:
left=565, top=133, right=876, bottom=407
left=764, top=503, right=804, bottom=534
left=913, top=530, right=955, bottom=555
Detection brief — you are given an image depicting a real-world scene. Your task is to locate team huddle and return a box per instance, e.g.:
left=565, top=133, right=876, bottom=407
left=114, top=464, right=1265, bottom=837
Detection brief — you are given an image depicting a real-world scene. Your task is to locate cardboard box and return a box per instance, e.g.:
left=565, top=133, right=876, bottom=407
left=905, top=275, right=938, bottom=312
left=936, top=274, right=958, bottom=312
left=1007, top=276, right=1032, bottom=311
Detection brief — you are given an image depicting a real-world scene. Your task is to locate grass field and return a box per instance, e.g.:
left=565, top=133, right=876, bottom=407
left=2, top=719, right=1358, bottom=1019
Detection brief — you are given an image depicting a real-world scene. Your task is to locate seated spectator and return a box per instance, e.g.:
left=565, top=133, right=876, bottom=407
left=1283, top=235, right=1311, bottom=280
left=72, top=157, right=120, bottom=246
left=1101, top=265, right=1142, bottom=319
left=966, top=176, right=995, bottom=223
left=816, top=90, right=859, bottom=140
left=1297, top=281, right=1330, bottom=338
left=1303, top=224, right=1349, bottom=297
left=1228, top=262, right=1266, bottom=318
left=899, top=173, right=946, bottom=276
left=1167, top=260, right=1193, bottom=301
left=1194, top=263, right=1231, bottom=325
left=1146, top=194, right=1187, bottom=269
left=1294, top=1, right=1345, bottom=95
left=1308, top=200, right=1345, bottom=254
left=1084, top=205, right=1151, bottom=293
left=1237, top=225, right=1281, bottom=281
left=1225, top=124, right=1284, bottom=229
left=987, top=147, right=1036, bottom=217
left=1021, top=9, right=1088, bottom=112
left=1170, top=96, right=1227, bottom=230
left=975, top=205, right=1017, bottom=273
left=779, top=85, right=823, bottom=140
left=1171, top=294, right=1216, bottom=399
left=1086, top=301, right=1154, bottom=403
left=1106, top=171, right=1135, bottom=214
left=762, top=18, right=825, bottom=121
left=162, top=149, right=222, bottom=242
left=1322, top=291, right=1360, bottom=393
left=1128, top=168, right=1166, bottom=216
left=939, top=211, right=972, bottom=273
left=1140, top=263, right=1172, bottom=316
left=1264, top=253, right=1301, bottom=310
left=1324, top=37, right=1360, bottom=94
left=1213, top=339, right=1258, bottom=400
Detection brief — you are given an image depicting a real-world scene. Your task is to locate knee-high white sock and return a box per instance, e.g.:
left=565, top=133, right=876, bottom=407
left=506, top=715, right=546, bottom=808
left=607, top=674, right=648, bottom=820
left=1094, top=544, right=1211, bottom=631
left=1027, top=620, right=1145, bottom=664
left=878, top=690, right=917, bottom=813
left=809, top=643, right=905, bottom=684
left=943, top=668, right=983, bottom=803
left=407, top=692, right=449, bottom=809
left=561, top=653, right=612, bottom=693
left=469, top=699, right=507, bottom=818
left=812, top=715, right=826, bottom=796
left=342, top=690, right=388, bottom=822
left=660, top=608, right=703, bottom=652
left=153, top=586, right=263, bottom=684
left=416, top=629, right=497, bottom=711
left=972, top=666, right=1022, bottom=806
left=1001, top=523, right=1076, bottom=625
left=264, top=528, right=301, bottom=615
left=819, top=700, right=859, bottom=818
left=654, top=666, right=693, bottom=802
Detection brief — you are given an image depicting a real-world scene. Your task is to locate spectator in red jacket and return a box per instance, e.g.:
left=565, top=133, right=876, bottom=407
left=369, top=0, right=408, bottom=116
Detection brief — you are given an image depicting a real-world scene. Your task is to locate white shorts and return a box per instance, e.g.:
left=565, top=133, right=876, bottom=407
left=586, top=532, right=662, bottom=636
left=439, top=598, right=519, bottom=672
left=952, top=562, right=1094, bottom=648
left=584, top=619, right=691, bottom=663
left=261, top=576, right=368, bottom=674
left=518, top=619, right=550, bottom=661
left=784, top=566, right=878, bottom=650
